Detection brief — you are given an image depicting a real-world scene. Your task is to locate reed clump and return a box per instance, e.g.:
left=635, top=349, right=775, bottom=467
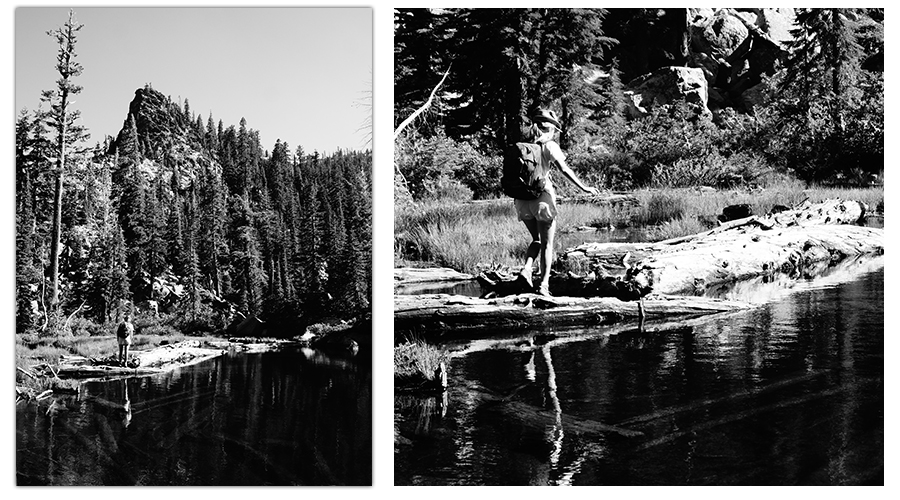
left=394, top=340, right=450, bottom=387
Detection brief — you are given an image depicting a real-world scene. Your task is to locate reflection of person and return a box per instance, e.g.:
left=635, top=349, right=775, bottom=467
left=540, top=344, right=564, bottom=469
left=117, top=313, right=134, bottom=366
left=121, top=379, right=132, bottom=428
left=515, top=109, right=600, bottom=296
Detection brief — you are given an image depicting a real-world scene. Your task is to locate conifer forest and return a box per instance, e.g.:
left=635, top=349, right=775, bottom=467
left=15, top=12, right=372, bottom=340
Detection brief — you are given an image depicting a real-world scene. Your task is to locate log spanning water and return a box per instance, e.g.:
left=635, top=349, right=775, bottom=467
left=394, top=199, right=883, bottom=338
left=394, top=293, right=749, bottom=341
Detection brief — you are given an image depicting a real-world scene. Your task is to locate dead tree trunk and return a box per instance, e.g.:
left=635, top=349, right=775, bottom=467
left=394, top=293, right=749, bottom=339
left=560, top=199, right=882, bottom=296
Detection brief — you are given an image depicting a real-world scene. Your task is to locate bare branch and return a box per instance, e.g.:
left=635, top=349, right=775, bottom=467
left=393, top=66, right=451, bottom=140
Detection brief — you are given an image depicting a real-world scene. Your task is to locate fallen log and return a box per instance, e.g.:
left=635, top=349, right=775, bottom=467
left=56, top=340, right=225, bottom=380
left=559, top=199, right=883, bottom=296
left=481, top=398, right=643, bottom=438
left=395, top=267, right=477, bottom=295
left=394, top=293, right=749, bottom=340
left=394, top=267, right=474, bottom=286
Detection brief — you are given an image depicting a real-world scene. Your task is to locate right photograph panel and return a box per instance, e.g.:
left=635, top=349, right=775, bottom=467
left=393, top=7, right=884, bottom=486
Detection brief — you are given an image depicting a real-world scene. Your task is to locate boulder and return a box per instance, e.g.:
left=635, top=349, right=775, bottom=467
left=226, top=314, right=267, bottom=338
left=624, top=66, right=711, bottom=118
left=718, top=203, right=753, bottom=222
left=689, top=10, right=749, bottom=60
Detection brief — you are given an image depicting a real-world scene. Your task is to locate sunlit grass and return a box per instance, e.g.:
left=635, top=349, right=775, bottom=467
left=394, top=340, right=449, bottom=386
left=395, top=185, right=884, bottom=274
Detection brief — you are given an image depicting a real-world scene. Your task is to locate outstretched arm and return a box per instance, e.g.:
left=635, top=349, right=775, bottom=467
left=546, top=142, right=600, bottom=196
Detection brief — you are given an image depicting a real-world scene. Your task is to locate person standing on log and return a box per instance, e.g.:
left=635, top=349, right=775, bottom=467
left=515, top=109, right=599, bottom=296
left=117, top=312, right=134, bottom=366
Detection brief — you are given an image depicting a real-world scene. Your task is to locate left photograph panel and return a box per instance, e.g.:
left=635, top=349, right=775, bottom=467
left=14, top=7, right=372, bottom=486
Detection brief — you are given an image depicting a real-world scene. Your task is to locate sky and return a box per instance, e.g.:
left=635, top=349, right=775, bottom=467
left=15, top=7, right=372, bottom=155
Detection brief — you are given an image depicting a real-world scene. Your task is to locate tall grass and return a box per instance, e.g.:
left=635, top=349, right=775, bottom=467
left=395, top=185, right=884, bottom=274
left=394, top=340, right=449, bottom=385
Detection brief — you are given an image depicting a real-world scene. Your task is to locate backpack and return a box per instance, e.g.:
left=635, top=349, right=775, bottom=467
left=501, top=142, right=545, bottom=200
left=117, top=321, right=132, bottom=338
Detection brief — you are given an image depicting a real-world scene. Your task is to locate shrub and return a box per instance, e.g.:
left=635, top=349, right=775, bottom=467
left=40, top=311, right=71, bottom=339
left=395, top=130, right=501, bottom=201
left=139, top=324, right=182, bottom=337
left=421, top=176, right=474, bottom=203
left=68, top=316, right=104, bottom=337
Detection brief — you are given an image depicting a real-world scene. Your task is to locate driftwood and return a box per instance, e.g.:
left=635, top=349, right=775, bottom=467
left=394, top=293, right=749, bottom=340
left=481, top=398, right=642, bottom=438
left=395, top=267, right=477, bottom=296
left=559, top=198, right=882, bottom=296
left=397, top=199, right=881, bottom=337
left=394, top=267, right=474, bottom=286
left=55, top=340, right=225, bottom=380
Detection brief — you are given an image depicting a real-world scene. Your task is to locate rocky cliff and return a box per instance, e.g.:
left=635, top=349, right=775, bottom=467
left=111, top=85, right=216, bottom=191
left=605, top=8, right=802, bottom=118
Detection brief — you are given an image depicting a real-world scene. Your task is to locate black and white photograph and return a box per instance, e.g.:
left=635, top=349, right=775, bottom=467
left=393, top=8, right=884, bottom=485
left=14, top=6, right=372, bottom=485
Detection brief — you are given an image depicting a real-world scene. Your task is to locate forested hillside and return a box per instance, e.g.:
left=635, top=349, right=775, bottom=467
left=16, top=83, right=372, bottom=337
left=394, top=8, right=883, bottom=200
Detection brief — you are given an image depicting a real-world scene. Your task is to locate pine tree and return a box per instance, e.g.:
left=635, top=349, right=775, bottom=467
left=116, top=113, right=150, bottom=300
left=776, top=8, right=874, bottom=181
left=205, top=114, right=219, bottom=155
left=145, top=175, right=168, bottom=280
left=15, top=111, right=42, bottom=332
left=197, top=162, right=228, bottom=296
left=40, top=9, right=89, bottom=314
left=86, top=179, right=129, bottom=323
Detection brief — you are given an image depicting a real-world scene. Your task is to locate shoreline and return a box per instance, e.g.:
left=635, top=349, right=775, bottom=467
left=15, top=337, right=310, bottom=402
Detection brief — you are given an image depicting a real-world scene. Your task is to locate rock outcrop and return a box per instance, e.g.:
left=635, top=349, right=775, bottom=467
left=112, top=85, right=217, bottom=190
left=624, top=66, right=711, bottom=118
left=607, top=8, right=803, bottom=118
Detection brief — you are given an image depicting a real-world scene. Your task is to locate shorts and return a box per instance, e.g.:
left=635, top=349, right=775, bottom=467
left=514, top=189, right=557, bottom=222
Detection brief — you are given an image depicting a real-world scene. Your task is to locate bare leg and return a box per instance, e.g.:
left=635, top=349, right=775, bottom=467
left=522, top=219, right=541, bottom=277
left=520, top=219, right=541, bottom=286
left=537, top=218, right=556, bottom=294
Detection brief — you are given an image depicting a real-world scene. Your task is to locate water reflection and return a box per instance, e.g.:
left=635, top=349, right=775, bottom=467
left=18, top=349, right=371, bottom=485
left=395, top=268, right=883, bottom=485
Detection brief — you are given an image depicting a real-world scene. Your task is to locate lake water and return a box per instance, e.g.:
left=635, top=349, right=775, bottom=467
left=17, top=348, right=371, bottom=485
left=394, top=261, right=884, bottom=485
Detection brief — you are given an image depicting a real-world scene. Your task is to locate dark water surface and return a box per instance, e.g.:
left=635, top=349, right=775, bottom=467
left=395, top=265, right=884, bottom=485
left=17, top=348, right=371, bottom=485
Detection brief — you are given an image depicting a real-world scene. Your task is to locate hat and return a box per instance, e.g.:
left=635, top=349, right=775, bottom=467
left=532, top=109, right=562, bottom=131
